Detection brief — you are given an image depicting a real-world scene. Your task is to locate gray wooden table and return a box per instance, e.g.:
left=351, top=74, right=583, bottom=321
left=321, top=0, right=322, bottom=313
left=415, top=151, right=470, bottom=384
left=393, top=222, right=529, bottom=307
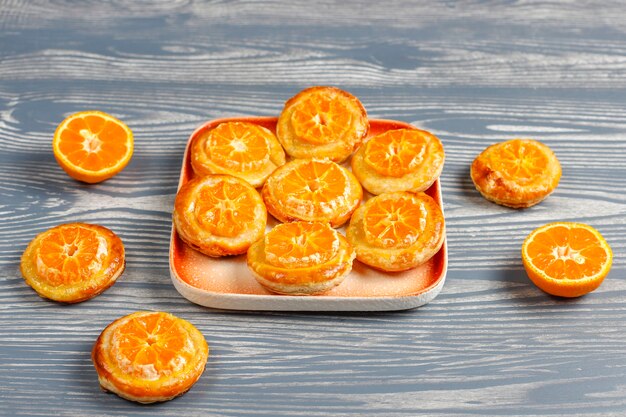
left=2, top=1, right=626, bottom=416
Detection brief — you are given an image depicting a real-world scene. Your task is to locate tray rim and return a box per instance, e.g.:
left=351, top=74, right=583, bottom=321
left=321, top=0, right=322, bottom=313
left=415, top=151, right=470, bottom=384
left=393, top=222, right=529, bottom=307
left=169, top=116, right=448, bottom=311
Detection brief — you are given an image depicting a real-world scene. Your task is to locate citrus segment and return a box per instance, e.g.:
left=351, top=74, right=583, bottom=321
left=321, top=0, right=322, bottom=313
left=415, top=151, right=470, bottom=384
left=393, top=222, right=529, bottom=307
left=264, top=222, right=340, bottom=268
left=20, top=223, right=125, bottom=303
left=92, top=311, right=208, bottom=403
left=53, top=111, right=133, bottom=183
left=522, top=222, right=612, bottom=297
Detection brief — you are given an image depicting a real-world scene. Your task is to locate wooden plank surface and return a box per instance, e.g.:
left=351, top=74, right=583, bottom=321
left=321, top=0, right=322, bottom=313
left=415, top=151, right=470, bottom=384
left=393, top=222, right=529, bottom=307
left=1, top=1, right=626, bottom=415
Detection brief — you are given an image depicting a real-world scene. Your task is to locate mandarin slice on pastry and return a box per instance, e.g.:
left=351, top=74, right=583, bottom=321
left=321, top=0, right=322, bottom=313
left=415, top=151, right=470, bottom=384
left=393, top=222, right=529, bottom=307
left=92, top=311, right=209, bottom=404
left=247, top=221, right=355, bottom=295
left=276, top=86, right=369, bottom=162
left=191, top=121, right=286, bottom=187
left=173, top=174, right=266, bottom=257
left=470, top=138, right=561, bottom=208
left=352, top=128, right=445, bottom=195
left=346, top=192, right=445, bottom=272
left=20, top=223, right=125, bottom=303
left=262, top=158, right=362, bottom=227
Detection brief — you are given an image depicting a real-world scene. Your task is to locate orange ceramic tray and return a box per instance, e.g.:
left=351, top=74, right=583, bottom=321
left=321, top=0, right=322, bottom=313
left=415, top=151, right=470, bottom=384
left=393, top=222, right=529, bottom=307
left=169, top=117, right=447, bottom=311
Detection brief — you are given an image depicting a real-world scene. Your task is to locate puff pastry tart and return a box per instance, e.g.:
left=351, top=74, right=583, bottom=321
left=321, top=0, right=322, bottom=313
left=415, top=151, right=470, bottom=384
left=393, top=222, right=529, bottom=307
left=173, top=174, right=266, bottom=257
left=262, top=158, right=362, bottom=227
left=346, top=192, right=445, bottom=272
left=191, top=121, right=286, bottom=187
left=352, top=128, right=445, bottom=195
left=247, top=221, right=355, bottom=295
left=92, top=311, right=209, bottom=404
left=276, top=86, right=369, bottom=162
left=471, top=139, right=561, bottom=208
left=20, top=223, right=125, bottom=303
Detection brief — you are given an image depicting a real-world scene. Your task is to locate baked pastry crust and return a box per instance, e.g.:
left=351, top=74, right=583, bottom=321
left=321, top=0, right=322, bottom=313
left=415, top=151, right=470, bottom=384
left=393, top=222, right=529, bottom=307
left=346, top=192, right=445, bottom=272
left=173, top=174, right=267, bottom=257
left=92, top=311, right=208, bottom=404
left=262, top=158, right=362, bottom=228
left=471, top=139, right=561, bottom=208
left=20, top=223, right=125, bottom=303
left=247, top=222, right=355, bottom=295
left=276, top=86, right=369, bottom=162
left=191, top=121, right=285, bottom=188
left=351, top=128, right=445, bottom=195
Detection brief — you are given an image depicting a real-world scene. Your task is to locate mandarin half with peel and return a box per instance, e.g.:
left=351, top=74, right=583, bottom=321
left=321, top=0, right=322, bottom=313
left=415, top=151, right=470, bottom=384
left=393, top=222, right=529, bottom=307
left=53, top=111, right=133, bottom=183
left=522, top=222, right=612, bottom=297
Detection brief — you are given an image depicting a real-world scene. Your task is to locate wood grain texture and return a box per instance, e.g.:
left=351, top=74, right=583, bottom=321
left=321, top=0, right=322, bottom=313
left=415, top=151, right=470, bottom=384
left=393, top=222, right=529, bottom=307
left=2, top=0, right=626, bottom=416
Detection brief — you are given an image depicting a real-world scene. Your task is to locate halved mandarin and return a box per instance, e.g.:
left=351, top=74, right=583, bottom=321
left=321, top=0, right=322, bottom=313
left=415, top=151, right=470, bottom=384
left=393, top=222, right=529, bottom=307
left=346, top=192, right=445, bottom=272
left=522, top=222, right=612, bottom=297
left=471, top=139, right=561, bottom=208
left=53, top=111, right=133, bottom=183
left=276, top=86, right=369, bottom=163
left=247, top=222, right=355, bottom=295
left=191, top=121, right=286, bottom=187
left=20, top=223, right=125, bottom=303
left=173, top=174, right=266, bottom=257
left=92, top=311, right=209, bottom=403
left=352, top=128, right=445, bottom=195
left=262, top=158, right=362, bottom=228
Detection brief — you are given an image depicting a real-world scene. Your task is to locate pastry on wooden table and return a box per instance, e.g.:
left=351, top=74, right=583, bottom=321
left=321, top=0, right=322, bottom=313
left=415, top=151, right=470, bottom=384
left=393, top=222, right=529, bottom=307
left=92, top=311, right=209, bottom=404
left=276, top=86, right=369, bottom=163
left=351, top=128, right=445, bottom=195
left=191, top=121, right=286, bottom=187
left=247, top=221, right=356, bottom=295
left=20, top=223, right=125, bottom=303
left=173, top=174, right=266, bottom=257
left=346, top=191, right=445, bottom=272
left=470, top=138, right=561, bottom=208
left=262, top=158, right=362, bottom=228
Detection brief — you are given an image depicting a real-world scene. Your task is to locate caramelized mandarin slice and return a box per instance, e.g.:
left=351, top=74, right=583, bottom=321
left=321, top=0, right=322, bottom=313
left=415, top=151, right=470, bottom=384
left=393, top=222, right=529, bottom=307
left=173, top=174, right=266, bottom=257
left=522, top=222, right=612, bottom=297
left=346, top=192, right=445, bottom=272
left=264, top=222, right=340, bottom=268
left=352, top=128, right=445, bottom=195
left=471, top=139, right=561, bottom=208
left=276, top=86, right=369, bottom=162
left=20, top=223, right=125, bottom=303
left=53, top=111, right=133, bottom=183
left=92, top=311, right=209, bottom=403
left=247, top=222, right=355, bottom=295
left=262, top=158, right=362, bottom=228
left=191, top=121, right=285, bottom=187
